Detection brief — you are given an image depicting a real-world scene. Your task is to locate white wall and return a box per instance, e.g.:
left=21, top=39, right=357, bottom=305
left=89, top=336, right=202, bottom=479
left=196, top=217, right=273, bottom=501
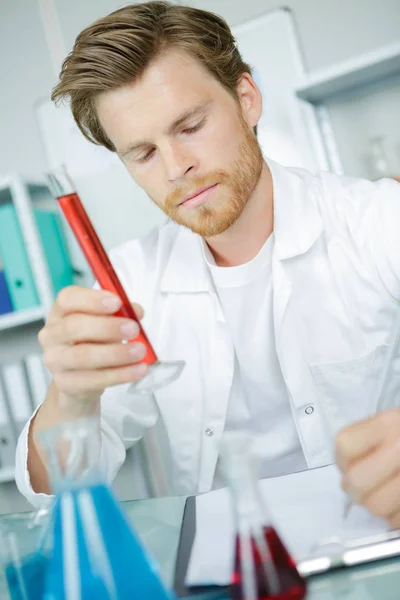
left=184, top=0, right=400, bottom=71
left=1, top=0, right=400, bottom=181
left=56, top=0, right=400, bottom=72
left=0, top=0, right=56, bottom=178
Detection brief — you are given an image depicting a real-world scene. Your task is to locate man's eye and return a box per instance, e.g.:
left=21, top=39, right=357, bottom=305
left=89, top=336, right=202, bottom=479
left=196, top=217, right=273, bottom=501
left=182, top=119, right=205, bottom=134
left=137, top=149, right=155, bottom=163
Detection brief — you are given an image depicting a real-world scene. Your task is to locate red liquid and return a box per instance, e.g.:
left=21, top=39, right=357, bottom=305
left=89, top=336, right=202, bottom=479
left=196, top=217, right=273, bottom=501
left=231, top=526, right=307, bottom=600
left=58, top=192, right=157, bottom=365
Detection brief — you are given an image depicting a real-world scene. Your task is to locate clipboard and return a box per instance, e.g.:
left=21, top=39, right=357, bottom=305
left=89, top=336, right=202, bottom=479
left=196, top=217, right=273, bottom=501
left=298, top=528, right=400, bottom=577
left=176, top=466, right=400, bottom=592
left=174, top=496, right=400, bottom=596
left=174, top=496, right=228, bottom=598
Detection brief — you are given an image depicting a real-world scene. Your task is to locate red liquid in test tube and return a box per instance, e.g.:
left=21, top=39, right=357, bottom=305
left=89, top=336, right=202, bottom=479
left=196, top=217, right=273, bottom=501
left=46, top=165, right=184, bottom=394
left=57, top=192, right=157, bottom=365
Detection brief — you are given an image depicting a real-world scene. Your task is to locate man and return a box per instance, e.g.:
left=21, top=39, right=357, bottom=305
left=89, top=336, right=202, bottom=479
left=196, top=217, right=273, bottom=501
left=16, top=2, right=400, bottom=526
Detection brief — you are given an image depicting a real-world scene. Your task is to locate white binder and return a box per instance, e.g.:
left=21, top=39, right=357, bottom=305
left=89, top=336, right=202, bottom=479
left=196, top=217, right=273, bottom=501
left=24, top=353, right=49, bottom=408
left=2, top=361, right=34, bottom=435
left=0, top=372, right=17, bottom=467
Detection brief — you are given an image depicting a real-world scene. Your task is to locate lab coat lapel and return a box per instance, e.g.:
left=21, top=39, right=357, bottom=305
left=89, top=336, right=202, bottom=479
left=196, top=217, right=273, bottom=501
left=156, top=227, right=235, bottom=493
left=269, top=160, right=334, bottom=466
left=197, top=288, right=235, bottom=492
left=269, top=157, right=323, bottom=347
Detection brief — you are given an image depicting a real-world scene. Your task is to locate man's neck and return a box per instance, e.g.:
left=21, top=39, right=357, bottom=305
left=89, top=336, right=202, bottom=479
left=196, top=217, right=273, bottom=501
left=205, top=162, right=273, bottom=267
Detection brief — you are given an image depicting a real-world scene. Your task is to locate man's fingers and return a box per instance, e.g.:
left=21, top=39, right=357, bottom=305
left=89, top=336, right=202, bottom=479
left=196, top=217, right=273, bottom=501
left=336, top=410, right=400, bottom=471
left=40, top=314, right=140, bottom=346
left=53, top=362, right=149, bottom=395
left=342, top=439, right=400, bottom=503
left=132, top=302, right=144, bottom=321
left=47, top=286, right=144, bottom=323
left=48, top=286, right=122, bottom=323
left=337, top=410, right=400, bottom=523
left=360, top=472, right=400, bottom=522
left=46, top=342, right=147, bottom=372
left=388, top=508, right=400, bottom=530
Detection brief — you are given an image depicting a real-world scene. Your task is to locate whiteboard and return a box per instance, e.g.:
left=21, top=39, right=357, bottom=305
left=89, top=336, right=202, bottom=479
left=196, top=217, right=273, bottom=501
left=232, top=8, right=321, bottom=172
left=35, top=8, right=324, bottom=261
left=35, top=99, right=167, bottom=250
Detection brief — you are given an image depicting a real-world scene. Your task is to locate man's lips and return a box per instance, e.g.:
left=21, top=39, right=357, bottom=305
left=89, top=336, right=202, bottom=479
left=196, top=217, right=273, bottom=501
left=178, top=184, right=218, bottom=208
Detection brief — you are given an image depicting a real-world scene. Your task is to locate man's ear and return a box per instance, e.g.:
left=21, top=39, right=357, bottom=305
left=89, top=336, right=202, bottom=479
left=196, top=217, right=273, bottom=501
left=236, top=72, right=262, bottom=131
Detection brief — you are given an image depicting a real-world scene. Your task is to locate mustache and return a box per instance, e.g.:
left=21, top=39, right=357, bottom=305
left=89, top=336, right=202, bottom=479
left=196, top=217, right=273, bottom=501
left=165, top=170, right=227, bottom=209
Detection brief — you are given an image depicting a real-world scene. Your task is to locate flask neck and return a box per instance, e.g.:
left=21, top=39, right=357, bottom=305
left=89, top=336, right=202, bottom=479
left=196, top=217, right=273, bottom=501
left=36, top=415, right=102, bottom=494
left=220, top=432, right=270, bottom=532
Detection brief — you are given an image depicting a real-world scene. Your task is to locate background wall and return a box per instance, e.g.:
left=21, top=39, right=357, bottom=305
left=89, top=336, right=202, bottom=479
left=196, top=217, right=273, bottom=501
left=0, top=0, right=55, bottom=178
left=55, top=0, right=400, bottom=72
left=1, top=0, right=400, bottom=179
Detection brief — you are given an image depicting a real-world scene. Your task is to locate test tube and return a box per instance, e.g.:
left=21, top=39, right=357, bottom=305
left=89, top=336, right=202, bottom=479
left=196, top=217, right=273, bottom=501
left=46, top=165, right=184, bottom=395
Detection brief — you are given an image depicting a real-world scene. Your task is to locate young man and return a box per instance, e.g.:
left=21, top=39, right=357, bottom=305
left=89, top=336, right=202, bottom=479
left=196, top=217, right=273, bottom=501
left=16, top=2, right=400, bottom=526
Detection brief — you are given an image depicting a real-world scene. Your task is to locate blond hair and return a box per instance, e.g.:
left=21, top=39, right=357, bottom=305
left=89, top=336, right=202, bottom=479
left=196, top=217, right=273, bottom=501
left=51, top=1, right=254, bottom=151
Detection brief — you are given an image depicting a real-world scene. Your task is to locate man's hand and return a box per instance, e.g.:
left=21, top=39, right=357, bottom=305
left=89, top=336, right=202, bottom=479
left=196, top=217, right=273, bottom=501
left=336, top=409, right=400, bottom=529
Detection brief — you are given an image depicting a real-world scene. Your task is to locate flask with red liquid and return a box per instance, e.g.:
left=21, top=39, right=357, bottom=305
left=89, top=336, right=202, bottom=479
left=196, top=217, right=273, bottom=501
left=220, top=432, right=307, bottom=600
left=46, top=165, right=184, bottom=395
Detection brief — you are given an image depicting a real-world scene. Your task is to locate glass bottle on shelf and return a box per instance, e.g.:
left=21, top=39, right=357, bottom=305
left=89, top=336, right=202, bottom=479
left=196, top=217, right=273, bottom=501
left=366, top=135, right=400, bottom=182
left=220, top=432, right=307, bottom=600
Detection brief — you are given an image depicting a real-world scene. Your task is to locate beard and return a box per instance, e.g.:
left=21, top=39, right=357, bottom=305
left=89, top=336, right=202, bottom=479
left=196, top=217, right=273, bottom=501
left=155, top=118, right=264, bottom=238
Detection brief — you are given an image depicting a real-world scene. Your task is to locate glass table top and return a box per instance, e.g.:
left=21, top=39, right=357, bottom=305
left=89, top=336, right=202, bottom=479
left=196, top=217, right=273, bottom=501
left=1, top=494, right=399, bottom=599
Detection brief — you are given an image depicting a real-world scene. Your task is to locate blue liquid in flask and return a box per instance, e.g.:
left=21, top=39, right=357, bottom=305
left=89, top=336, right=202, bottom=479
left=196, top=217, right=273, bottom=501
left=5, top=553, right=48, bottom=600
left=38, top=415, right=175, bottom=599
left=44, top=482, right=175, bottom=600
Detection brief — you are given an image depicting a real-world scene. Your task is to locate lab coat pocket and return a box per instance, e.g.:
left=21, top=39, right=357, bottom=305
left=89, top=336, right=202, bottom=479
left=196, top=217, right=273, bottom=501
left=309, top=345, right=389, bottom=434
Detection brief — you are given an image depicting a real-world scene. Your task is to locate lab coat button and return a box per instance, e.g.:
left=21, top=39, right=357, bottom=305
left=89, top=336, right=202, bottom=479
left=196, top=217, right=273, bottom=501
left=205, top=428, right=214, bottom=437
left=305, top=405, right=314, bottom=415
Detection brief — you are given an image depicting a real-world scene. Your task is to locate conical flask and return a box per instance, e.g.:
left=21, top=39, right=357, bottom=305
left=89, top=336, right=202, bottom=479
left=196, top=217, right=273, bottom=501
left=0, top=509, right=50, bottom=600
left=220, top=432, right=307, bottom=600
left=37, top=416, right=176, bottom=600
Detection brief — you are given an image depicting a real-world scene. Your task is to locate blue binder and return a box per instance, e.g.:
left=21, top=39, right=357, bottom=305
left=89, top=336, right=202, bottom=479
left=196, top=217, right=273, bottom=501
left=34, top=209, right=74, bottom=295
left=0, top=269, right=13, bottom=315
left=0, top=204, right=40, bottom=311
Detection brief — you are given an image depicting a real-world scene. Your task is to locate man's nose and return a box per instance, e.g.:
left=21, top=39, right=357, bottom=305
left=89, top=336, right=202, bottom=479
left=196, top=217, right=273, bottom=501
left=163, top=141, right=197, bottom=182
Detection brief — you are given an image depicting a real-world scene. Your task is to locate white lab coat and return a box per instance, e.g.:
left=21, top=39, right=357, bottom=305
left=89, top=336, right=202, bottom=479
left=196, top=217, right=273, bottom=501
left=16, top=159, right=400, bottom=507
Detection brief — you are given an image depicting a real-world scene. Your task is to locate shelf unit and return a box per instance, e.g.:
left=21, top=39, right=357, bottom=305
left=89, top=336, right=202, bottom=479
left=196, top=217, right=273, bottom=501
left=296, top=41, right=400, bottom=103
left=0, top=306, right=46, bottom=332
left=0, top=176, right=57, bottom=484
left=295, top=42, right=400, bottom=174
left=0, top=175, right=55, bottom=313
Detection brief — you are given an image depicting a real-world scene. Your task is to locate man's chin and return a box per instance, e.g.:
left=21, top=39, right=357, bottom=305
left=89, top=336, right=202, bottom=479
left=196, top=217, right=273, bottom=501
left=180, top=214, right=240, bottom=238
left=165, top=194, right=244, bottom=237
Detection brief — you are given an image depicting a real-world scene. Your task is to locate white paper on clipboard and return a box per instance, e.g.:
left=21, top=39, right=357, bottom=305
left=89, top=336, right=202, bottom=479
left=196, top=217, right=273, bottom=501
left=186, top=465, right=398, bottom=587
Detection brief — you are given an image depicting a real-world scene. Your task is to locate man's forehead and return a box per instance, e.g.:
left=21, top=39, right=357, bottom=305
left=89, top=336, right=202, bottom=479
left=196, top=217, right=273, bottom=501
left=98, top=51, right=215, bottom=112
left=124, top=49, right=215, bottom=96
left=96, top=51, right=220, bottom=148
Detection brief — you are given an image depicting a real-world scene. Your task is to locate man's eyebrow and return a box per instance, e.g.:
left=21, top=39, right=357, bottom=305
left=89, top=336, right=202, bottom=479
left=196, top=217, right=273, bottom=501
left=168, top=100, right=211, bottom=133
left=118, top=100, right=212, bottom=157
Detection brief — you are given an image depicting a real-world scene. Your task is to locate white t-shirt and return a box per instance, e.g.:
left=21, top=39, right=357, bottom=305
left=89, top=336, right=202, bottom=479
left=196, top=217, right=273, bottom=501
left=204, top=234, right=307, bottom=483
